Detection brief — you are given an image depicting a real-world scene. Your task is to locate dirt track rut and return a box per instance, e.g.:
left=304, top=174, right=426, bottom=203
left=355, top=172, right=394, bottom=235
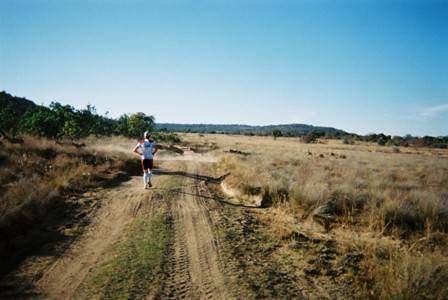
left=157, top=162, right=229, bottom=299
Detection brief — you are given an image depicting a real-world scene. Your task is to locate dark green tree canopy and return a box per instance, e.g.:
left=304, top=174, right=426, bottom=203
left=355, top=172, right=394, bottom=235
left=0, top=91, right=155, bottom=140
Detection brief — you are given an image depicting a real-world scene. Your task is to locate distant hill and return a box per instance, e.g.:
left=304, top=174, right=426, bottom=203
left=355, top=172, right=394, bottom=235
left=155, top=123, right=348, bottom=137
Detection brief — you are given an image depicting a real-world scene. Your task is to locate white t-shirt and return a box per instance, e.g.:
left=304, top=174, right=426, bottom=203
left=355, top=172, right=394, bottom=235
left=135, top=139, right=156, bottom=160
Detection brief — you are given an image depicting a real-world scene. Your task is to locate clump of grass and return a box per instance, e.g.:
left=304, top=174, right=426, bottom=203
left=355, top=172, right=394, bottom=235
left=79, top=214, right=169, bottom=299
left=357, top=247, right=448, bottom=299
left=382, top=193, right=448, bottom=234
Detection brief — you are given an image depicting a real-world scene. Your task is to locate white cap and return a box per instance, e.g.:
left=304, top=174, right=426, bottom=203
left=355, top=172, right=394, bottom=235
left=143, top=131, right=149, bottom=138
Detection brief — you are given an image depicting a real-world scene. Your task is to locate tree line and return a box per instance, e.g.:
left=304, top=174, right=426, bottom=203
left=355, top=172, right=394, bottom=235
left=0, top=91, right=155, bottom=140
left=2, top=91, right=446, bottom=148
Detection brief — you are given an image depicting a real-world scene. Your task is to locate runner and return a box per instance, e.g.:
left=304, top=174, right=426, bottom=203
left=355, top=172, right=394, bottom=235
left=133, top=131, right=158, bottom=189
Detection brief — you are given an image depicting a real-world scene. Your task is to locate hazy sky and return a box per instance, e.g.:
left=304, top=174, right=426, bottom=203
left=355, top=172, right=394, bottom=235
left=1, top=0, right=447, bottom=136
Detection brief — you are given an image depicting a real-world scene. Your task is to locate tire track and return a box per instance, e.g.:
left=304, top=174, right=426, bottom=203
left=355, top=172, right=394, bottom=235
left=157, top=162, right=230, bottom=299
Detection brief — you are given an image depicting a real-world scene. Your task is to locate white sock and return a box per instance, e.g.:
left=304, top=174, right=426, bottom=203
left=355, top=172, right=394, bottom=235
left=143, top=172, right=148, bottom=185
left=147, top=171, right=152, bottom=181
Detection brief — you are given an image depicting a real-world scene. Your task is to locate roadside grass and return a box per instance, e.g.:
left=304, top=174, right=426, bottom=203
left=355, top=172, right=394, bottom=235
left=0, top=135, right=133, bottom=280
left=212, top=134, right=448, bottom=236
left=0, top=135, right=131, bottom=232
left=358, top=246, right=448, bottom=299
left=79, top=214, right=169, bottom=299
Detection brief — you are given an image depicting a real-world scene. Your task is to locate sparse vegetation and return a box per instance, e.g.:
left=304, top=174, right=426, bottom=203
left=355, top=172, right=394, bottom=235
left=79, top=214, right=169, bottom=299
left=202, top=133, right=448, bottom=298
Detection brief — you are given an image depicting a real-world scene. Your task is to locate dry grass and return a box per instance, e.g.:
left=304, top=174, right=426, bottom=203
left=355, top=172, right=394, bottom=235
left=82, top=135, right=137, bottom=158
left=180, top=133, right=448, bottom=298
left=0, top=136, right=129, bottom=227
left=359, top=246, right=448, bottom=299
left=204, top=134, right=448, bottom=234
left=0, top=135, right=134, bottom=277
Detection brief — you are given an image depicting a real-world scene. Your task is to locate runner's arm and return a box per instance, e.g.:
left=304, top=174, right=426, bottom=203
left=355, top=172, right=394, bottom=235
left=132, top=144, right=142, bottom=157
left=152, top=143, right=159, bottom=155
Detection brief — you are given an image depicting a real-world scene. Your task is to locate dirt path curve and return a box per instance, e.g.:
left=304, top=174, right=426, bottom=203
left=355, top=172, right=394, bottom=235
left=36, top=177, right=150, bottom=300
left=157, top=161, right=230, bottom=300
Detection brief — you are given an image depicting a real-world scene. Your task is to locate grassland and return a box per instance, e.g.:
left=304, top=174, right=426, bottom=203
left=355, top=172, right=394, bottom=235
left=180, top=133, right=448, bottom=299
left=2, top=133, right=447, bottom=299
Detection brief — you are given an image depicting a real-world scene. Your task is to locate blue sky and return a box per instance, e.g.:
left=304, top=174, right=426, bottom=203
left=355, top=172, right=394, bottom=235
left=1, top=0, right=447, bottom=136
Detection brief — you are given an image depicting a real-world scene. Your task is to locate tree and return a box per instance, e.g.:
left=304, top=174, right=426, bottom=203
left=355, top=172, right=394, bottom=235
left=272, top=129, right=282, bottom=140
left=20, top=107, right=60, bottom=138
left=49, top=102, right=83, bottom=139
left=127, top=113, right=155, bottom=138
left=0, top=102, right=20, bottom=137
left=115, top=114, right=130, bottom=136
left=377, top=137, right=387, bottom=146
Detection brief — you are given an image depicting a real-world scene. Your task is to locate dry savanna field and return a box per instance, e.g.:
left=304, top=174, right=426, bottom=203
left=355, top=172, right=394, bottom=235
left=181, top=133, right=448, bottom=298
left=1, top=133, right=447, bottom=299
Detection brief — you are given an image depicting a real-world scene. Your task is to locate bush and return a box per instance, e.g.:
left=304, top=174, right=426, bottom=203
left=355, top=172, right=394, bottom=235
left=152, top=132, right=181, bottom=143
left=342, top=137, right=355, bottom=145
left=302, top=132, right=318, bottom=144
left=272, top=129, right=282, bottom=139
left=377, top=137, right=387, bottom=146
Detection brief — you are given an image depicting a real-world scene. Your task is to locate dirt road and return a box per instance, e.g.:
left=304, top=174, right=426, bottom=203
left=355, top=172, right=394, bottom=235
left=156, top=162, right=229, bottom=299
left=33, top=159, right=231, bottom=299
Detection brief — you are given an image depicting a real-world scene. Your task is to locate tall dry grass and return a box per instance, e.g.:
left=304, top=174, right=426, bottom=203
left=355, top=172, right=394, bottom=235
left=0, top=136, right=129, bottom=227
left=212, top=134, right=448, bottom=235
left=182, top=133, right=448, bottom=298
left=0, top=135, right=134, bottom=277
